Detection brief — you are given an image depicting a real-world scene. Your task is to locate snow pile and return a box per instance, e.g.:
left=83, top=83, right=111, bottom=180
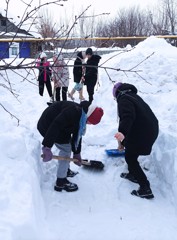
left=0, top=36, right=177, bottom=239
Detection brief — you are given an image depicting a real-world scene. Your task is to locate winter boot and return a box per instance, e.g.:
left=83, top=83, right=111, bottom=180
left=120, top=172, right=138, bottom=183
left=67, top=168, right=78, bottom=178
left=54, top=178, right=78, bottom=192
left=131, top=186, right=154, bottom=199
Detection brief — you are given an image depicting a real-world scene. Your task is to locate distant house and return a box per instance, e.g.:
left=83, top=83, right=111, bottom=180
left=0, top=13, right=35, bottom=59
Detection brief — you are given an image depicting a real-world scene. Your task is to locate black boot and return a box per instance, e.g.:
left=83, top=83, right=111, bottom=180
left=120, top=172, right=138, bottom=183
left=131, top=186, right=154, bottom=199
left=54, top=178, right=78, bottom=192
left=67, top=169, right=78, bottom=178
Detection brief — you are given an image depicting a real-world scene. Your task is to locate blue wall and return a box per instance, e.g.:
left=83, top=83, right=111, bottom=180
left=0, top=41, right=31, bottom=59
left=19, top=42, right=30, bottom=58
left=0, top=42, right=9, bottom=59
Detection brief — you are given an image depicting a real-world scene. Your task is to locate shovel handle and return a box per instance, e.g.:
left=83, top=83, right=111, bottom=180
left=41, top=154, right=91, bottom=166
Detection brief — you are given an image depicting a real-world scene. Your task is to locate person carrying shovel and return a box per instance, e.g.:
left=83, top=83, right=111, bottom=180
left=37, top=100, right=104, bottom=192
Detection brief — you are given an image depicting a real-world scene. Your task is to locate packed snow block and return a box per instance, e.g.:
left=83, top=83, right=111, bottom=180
left=105, top=149, right=125, bottom=157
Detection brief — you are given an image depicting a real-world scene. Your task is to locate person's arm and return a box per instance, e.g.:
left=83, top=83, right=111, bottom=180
left=118, top=98, right=136, bottom=137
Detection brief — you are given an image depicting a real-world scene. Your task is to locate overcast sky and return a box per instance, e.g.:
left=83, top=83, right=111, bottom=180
left=0, top=0, right=158, bottom=22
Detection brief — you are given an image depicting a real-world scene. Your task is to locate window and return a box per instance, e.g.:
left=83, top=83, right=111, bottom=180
left=9, top=42, right=19, bottom=58
left=11, top=47, right=18, bottom=56
left=1, top=19, right=6, bottom=27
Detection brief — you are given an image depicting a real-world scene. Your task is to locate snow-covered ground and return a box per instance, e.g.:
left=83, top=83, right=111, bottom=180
left=0, top=36, right=177, bottom=240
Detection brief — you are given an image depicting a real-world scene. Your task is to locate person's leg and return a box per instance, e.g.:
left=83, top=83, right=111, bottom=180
left=62, top=87, right=68, bottom=101
left=86, top=84, right=94, bottom=104
left=55, top=143, right=71, bottom=178
left=86, top=79, right=96, bottom=104
left=68, top=88, right=75, bottom=100
left=79, top=86, right=85, bottom=101
left=124, top=150, right=154, bottom=199
left=55, top=87, right=61, bottom=101
left=39, top=80, right=44, bottom=96
left=45, top=80, right=53, bottom=97
left=124, top=151, right=150, bottom=188
left=54, top=143, right=78, bottom=192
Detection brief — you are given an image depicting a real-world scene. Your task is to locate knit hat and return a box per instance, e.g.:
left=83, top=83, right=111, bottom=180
left=112, top=82, right=122, bottom=98
left=77, top=51, right=86, bottom=59
left=87, top=105, right=104, bottom=125
left=86, top=48, right=93, bottom=55
left=40, top=52, right=47, bottom=59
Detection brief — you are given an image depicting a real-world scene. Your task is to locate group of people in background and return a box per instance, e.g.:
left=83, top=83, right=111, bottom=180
left=36, top=48, right=159, bottom=200
left=36, top=47, right=101, bottom=104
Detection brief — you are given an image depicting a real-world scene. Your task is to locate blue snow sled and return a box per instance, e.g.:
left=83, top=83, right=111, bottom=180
left=105, top=149, right=125, bottom=157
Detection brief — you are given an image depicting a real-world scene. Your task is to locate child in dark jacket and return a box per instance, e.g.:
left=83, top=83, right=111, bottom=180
left=36, top=52, right=53, bottom=102
left=113, top=82, right=159, bottom=199
left=68, top=51, right=86, bottom=101
left=84, top=48, right=101, bottom=104
left=37, top=100, right=104, bottom=192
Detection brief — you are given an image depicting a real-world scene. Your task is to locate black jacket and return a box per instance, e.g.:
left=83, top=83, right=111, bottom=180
left=73, top=52, right=84, bottom=83
left=37, top=61, right=51, bottom=82
left=37, top=101, right=90, bottom=154
left=84, top=55, right=101, bottom=84
left=116, top=83, right=159, bottom=155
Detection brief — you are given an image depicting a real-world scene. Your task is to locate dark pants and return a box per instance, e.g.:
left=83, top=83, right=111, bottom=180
left=125, top=150, right=150, bottom=188
left=39, top=79, right=53, bottom=97
left=86, top=79, right=97, bottom=104
left=55, top=87, right=68, bottom=101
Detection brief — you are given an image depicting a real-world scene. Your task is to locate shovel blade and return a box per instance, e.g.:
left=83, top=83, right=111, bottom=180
left=82, top=160, right=104, bottom=170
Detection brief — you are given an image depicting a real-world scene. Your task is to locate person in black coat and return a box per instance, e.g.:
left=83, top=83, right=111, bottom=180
left=113, top=82, right=159, bottom=199
left=37, top=100, right=104, bottom=192
left=36, top=52, right=53, bottom=102
left=68, top=51, right=86, bottom=101
left=84, top=48, right=101, bottom=104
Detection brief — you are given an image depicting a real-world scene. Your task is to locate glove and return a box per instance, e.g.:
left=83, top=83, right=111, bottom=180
left=42, top=146, right=53, bottom=162
left=114, top=132, right=125, bottom=142
left=73, top=153, right=82, bottom=166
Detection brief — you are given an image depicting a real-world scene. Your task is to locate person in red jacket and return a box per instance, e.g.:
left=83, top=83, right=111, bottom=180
left=113, top=82, right=159, bottom=199
left=36, top=52, right=53, bottom=102
left=37, top=100, right=104, bottom=192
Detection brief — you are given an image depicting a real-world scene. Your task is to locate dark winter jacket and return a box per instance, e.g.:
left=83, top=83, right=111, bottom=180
left=84, top=54, right=101, bottom=85
left=116, top=83, right=159, bottom=155
left=37, top=59, right=52, bottom=82
left=37, top=101, right=90, bottom=154
left=73, top=52, right=84, bottom=83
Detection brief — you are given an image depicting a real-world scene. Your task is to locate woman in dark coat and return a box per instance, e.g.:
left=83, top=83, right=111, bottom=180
left=68, top=51, right=86, bottom=101
left=37, top=100, right=104, bottom=192
left=84, top=48, right=101, bottom=104
left=113, top=82, right=159, bottom=199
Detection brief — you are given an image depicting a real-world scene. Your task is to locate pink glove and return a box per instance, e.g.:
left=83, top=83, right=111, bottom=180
left=114, top=132, right=125, bottom=142
left=73, top=153, right=82, bottom=166
left=42, top=146, right=53, bottom=162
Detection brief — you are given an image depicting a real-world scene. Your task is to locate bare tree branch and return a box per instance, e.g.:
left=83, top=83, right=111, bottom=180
left=0, top=103, right=20, bottom=125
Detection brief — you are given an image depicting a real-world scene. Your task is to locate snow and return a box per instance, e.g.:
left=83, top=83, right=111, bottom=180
left=0, top=36, right=177, bottom=240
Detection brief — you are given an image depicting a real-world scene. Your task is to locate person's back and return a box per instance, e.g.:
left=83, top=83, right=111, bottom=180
left=73, top=51, right=85, bottom=83
left=85, top=54, right=101, bottom=79
left=37, top=101, right=81, bottom=143
left=68, top=51, right=86, bottom=101
left=52, top=53, right=69, bottom=101
left=113, top=82, right=159, bottom=199
left=117, top=83, right=159, bottom=155
left=84, top=48, right=101, bottom=103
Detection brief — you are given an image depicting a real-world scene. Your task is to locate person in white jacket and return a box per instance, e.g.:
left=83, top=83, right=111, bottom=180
left=52, top=53, right=69, bottom=101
